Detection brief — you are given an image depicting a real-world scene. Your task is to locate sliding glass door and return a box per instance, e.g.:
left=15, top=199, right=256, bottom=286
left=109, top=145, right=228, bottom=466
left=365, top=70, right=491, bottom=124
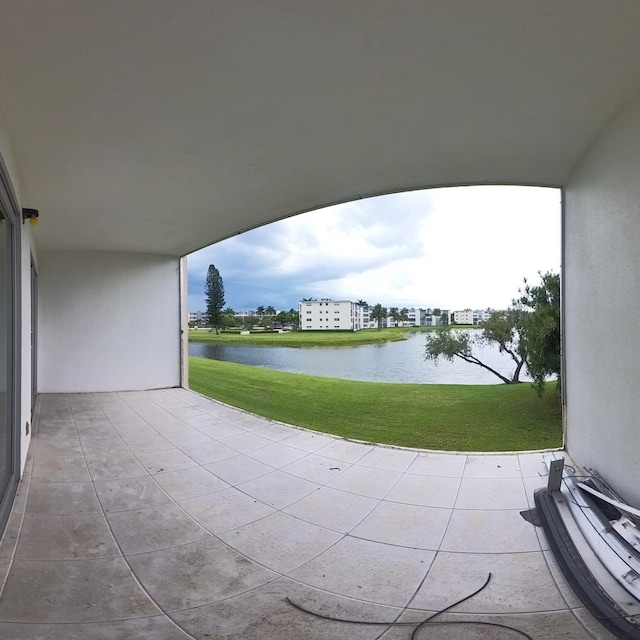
left=31, top=260, right=37, bottom=415
left=0, top=202, right=16, bottom=529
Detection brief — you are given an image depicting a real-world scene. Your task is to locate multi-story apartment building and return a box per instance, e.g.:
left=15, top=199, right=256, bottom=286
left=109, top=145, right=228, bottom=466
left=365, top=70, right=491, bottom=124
left=423, top=310, right=449, bottom=326
left=406, top=308, right=424, bottom=326
left=188, top=311, right=209, bottom=327
left=451, top=309, right=491, bottom=325
left=299, top=300, right=365, bottom=331
left=383, top=308, right=449, bottom=328
left=363, top=306, right=449, bottom=329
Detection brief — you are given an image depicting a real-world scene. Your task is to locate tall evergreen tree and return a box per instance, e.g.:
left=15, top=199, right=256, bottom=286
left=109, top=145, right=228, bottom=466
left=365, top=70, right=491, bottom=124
left=204, top=264, right=225, bottom=334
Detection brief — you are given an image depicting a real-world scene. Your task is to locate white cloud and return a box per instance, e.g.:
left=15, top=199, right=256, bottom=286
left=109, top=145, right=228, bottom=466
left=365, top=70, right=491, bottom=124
left=188, top=185, right=561, bottom=311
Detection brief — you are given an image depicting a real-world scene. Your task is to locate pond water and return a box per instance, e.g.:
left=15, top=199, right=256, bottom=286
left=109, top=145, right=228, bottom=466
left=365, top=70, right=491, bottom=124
left=189, top=330, right=532, bottom=384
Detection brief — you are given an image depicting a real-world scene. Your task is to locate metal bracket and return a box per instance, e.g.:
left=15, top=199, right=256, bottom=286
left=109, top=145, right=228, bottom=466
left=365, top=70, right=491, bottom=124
left=547, top=457, right=564, bottom=492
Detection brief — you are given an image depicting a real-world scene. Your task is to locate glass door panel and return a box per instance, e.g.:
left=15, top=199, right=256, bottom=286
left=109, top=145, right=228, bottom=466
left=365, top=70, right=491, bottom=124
left=0, top=207, right=13, bottom=505
left=31, top=260, right=37, bottom=415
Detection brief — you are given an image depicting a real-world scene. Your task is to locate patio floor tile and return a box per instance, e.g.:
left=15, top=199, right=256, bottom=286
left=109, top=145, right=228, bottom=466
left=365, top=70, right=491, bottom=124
left=385, top=473, right=461, bottom=508
left=454, top=476, right=528, bottom=510
left=289, top=536, right=435, bottom=607
left=284, top=486, right=379, bottom=533
left=127, top=537, right=277, bottom=612
left=178, top=487, right=276, bottom=533
left=327, top=464, right=403, bottom=499
left=351, top=501, right=451, bottom=550
left=93, top=476, right=172, bottom=512
left=105, top=503, right=210, bottom=554
left=237, top=469, right=320, bottom=509
left=25, top=480, right=101, bottom=515
left=16, top=513, right=120, bottom=560
left=440, top=509, right=541, bottom=553
left=411, top=551, right=566, bottom=614
left=152, top=465, right=229, bottom=501
left=218, top=511, right=343, bottom=573
left=0, top=557, right=159, bottom=623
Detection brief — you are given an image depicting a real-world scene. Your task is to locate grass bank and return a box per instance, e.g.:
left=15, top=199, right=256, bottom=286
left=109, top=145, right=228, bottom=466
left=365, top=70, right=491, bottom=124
left=188, top=327, right=409, bottom=347
left=189, top=357, right=562, bottom=451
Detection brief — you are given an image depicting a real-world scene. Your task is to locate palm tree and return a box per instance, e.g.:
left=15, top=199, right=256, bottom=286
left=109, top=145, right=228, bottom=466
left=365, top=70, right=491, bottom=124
left=264, top=305, right=276, bottom=327
left=221, top=306, right=236, bottom=329
left=356, top=299, right=368, bottom=307
left=388, top=307, right=406, bottom=328
left=369, top=303, right=387, bottom=330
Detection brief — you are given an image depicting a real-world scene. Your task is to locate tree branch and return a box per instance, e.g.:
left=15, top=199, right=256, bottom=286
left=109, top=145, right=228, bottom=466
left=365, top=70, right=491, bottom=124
left=454, top=352, right=514, bottom=384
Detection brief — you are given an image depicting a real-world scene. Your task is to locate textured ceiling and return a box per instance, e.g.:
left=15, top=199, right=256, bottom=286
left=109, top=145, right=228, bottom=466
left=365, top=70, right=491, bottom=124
left=1, top=1, right=640, bottom=255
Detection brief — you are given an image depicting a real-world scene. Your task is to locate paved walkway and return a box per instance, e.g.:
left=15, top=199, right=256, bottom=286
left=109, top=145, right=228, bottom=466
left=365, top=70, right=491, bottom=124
left=0, top=389, right=614, bottom=639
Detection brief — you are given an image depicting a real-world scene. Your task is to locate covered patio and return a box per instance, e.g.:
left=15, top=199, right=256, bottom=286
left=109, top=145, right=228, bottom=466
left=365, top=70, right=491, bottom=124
left=2, top=2, right=640, bottom=637
left=0, top=390, right=610, bottom=639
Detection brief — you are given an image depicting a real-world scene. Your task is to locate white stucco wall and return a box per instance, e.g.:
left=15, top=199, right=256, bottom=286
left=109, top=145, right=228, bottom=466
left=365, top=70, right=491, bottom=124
left=179, top=256, right=189, bottom=388
left=20, top=226, right=36, bottom=469
left=564, top=94, right=640, bottom=506
left=38, top=251, right=181, bottom=392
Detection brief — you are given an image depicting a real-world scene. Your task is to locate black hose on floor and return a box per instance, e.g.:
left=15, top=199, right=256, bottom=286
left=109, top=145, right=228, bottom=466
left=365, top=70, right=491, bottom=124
left=286, top=572, right=534, bottom=639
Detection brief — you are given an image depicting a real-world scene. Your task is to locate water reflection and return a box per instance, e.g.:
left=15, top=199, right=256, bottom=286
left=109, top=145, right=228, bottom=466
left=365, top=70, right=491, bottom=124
left=189, top=330, right=531, bottom=384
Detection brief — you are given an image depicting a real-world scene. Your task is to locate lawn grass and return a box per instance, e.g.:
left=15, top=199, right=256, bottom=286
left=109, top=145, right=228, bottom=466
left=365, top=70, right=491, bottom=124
left=188, top=327, right=409, bottom=347
left=189, top=357, right=562, bottom=451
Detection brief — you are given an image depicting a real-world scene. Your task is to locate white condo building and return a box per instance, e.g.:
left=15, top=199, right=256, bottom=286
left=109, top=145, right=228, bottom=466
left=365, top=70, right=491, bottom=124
left=299, top=300, right=364, bottom=331
left=187, top=311, right=208, bottom=327
left=451, top=309, right=491, bottom=325
left=403, top=308, right=449, bottom=327
left=371, top=307, right=449, bottom=329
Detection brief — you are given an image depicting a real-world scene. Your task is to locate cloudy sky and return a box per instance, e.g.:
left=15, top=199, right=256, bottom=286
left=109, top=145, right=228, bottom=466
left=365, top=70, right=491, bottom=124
left=187, top=185, right=561, bottom=313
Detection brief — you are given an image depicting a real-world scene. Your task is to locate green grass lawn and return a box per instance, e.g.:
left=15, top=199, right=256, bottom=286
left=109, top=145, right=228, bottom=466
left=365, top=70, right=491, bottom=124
left=188, top=327, right=409, bottom=347
left=189, top=356, right=562, bottom=451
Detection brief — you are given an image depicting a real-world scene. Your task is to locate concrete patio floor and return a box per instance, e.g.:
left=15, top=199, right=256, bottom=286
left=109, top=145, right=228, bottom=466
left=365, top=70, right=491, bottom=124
left=0, top=389, right=615, bottom=639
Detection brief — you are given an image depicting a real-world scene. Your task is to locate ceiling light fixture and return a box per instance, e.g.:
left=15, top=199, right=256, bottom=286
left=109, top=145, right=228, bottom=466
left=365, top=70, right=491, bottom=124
left=22, top=208, right=39, bottom=225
